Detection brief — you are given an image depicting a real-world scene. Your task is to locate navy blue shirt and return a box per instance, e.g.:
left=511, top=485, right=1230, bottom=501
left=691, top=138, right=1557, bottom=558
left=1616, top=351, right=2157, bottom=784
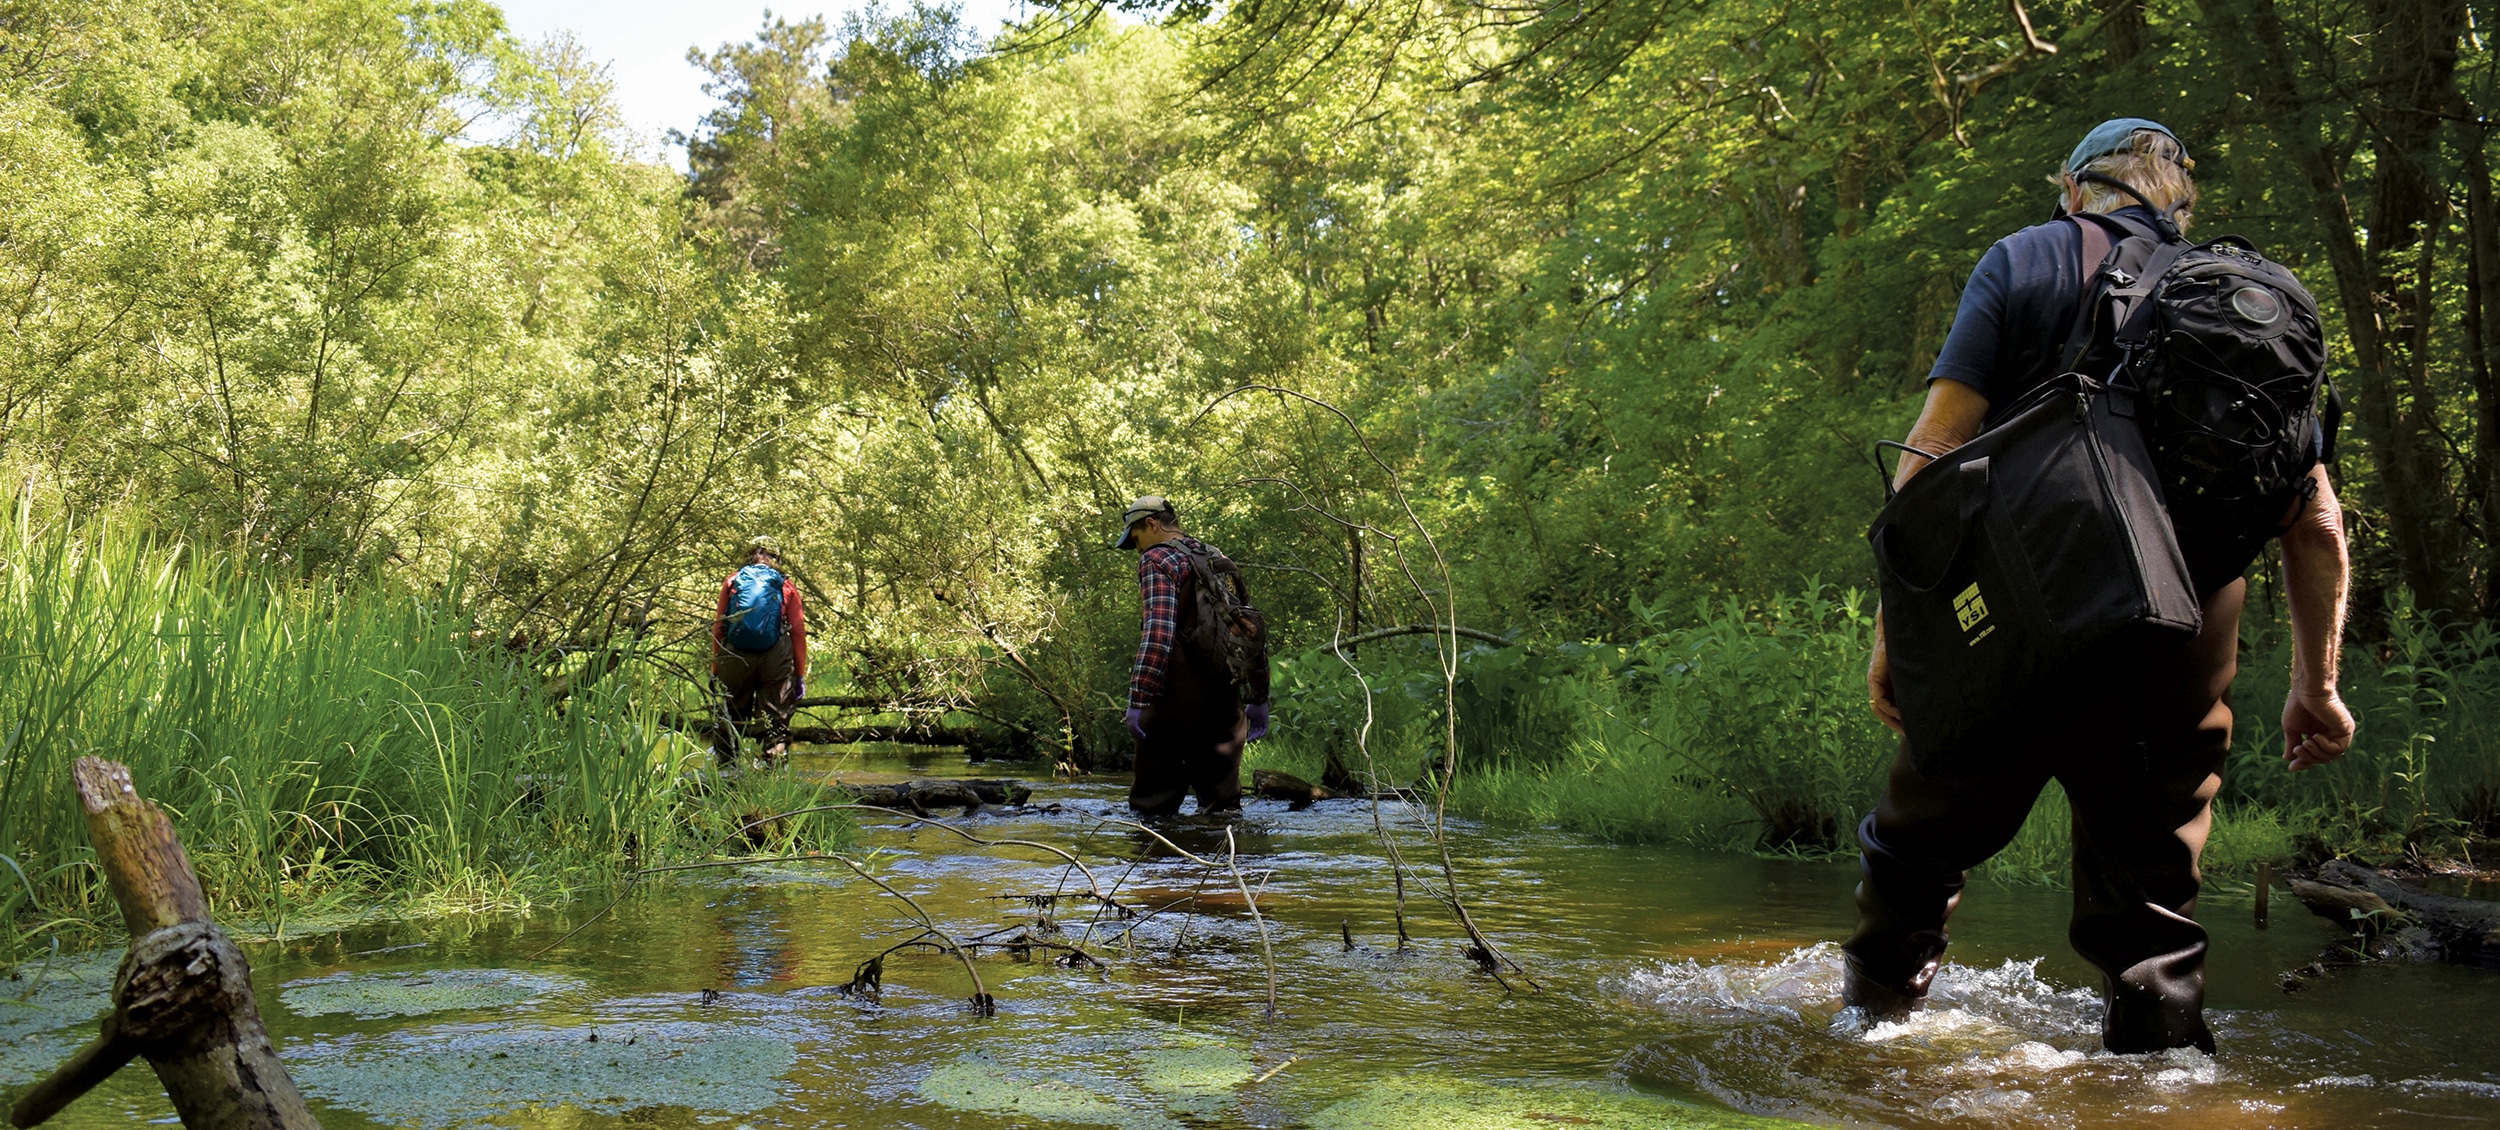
left=1926, top=205, right=2320, bottom=592
left=1926, top=206, right=2162, bottom=415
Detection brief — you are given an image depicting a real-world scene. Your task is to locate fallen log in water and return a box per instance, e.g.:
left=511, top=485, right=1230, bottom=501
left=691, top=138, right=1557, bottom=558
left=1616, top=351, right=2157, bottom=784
left=10, top=759, right=319, bottom=1129
left=1246, top=769, right=1416, bottom=809
left=654, top=711, right=1011, bottom=756
left=1250, top=769, right=1336, bottom=810
left=2289, top=859, right=2500, bottom=966
left=834, top=778, right=1033, bottom=813
left=786, top=724, right=999, bottom=750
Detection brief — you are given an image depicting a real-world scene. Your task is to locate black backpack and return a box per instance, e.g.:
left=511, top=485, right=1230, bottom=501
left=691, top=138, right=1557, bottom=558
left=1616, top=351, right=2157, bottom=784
left=1175, top=544, right=1273, bottom=704
left=2062, top=200, right=2336, bottom=591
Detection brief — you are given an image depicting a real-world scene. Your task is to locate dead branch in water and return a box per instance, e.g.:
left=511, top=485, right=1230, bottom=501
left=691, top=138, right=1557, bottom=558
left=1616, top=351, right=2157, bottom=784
left=11, top=759, right=319, bottom=1130
left=1097, top=817, right=1281, bottom=1019
left=1198, top=385, right=1537, bottom=989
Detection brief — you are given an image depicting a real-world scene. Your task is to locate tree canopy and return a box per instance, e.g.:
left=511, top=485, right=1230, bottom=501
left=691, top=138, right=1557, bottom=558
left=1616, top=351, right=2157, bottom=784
left=4, top=0, right=2494, bottom=762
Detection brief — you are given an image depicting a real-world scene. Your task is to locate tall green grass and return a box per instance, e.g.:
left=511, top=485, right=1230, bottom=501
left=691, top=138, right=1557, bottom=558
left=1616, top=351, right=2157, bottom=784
left=0, top=504, right=825, bottom=949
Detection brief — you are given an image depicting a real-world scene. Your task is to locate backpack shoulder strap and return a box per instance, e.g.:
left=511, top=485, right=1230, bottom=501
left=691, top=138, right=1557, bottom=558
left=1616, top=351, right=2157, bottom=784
left=2056, top=214, right=2123, bottom=374
left=1177, top=543, right=1248, bottom=605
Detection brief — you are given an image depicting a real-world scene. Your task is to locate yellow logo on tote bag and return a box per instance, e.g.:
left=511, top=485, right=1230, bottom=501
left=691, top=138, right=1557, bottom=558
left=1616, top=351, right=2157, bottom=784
left=1953, top=582, right=1994, bottom=645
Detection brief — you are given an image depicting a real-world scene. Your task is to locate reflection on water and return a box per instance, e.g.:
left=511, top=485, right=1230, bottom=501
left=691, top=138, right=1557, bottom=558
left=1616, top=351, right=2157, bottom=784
left=7, top=750, right=2497, bottom=1128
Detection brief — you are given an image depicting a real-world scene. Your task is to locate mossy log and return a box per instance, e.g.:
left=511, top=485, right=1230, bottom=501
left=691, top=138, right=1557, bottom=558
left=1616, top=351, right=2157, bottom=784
left=835, top=778, right=1033, bottom=812
left=10, top=759, right=319, bottom=1129
left=655, top=711, right=1008, bottom=756
left=2289, top=859, right=2500, bottom=966
left=1250, top=769, right=1337, bottom=810
left=785, top=724, right=998, bottom=750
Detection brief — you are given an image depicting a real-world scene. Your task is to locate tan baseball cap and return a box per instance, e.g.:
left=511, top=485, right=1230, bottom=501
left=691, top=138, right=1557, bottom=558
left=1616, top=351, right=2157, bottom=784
left=1113, top=496, right=1175, bottom=549
left=746, top=535, right=782, bottom=557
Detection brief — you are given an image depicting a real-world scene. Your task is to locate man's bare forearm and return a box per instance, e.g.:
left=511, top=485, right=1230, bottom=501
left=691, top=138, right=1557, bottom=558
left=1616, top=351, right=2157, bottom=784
left=1892, top=379, right=1991, bottom=489
left=2281, top=465, right=2347, bottom=694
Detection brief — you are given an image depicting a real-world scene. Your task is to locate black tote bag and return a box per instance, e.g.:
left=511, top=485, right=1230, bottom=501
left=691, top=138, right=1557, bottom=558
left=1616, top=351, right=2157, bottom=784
left=1869, top=374, right=2201, bottom=773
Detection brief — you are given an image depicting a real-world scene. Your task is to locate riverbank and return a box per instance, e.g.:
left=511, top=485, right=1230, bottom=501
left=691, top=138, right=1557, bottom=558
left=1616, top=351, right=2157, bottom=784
left=0, top=512, right=848, bottom=957
left=1251, top=585, right=2500, bottom=889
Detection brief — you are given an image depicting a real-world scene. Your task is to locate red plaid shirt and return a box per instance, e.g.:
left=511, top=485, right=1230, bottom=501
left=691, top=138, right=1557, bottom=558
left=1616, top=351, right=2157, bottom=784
left=1129, top=536, right=1210, bottom=708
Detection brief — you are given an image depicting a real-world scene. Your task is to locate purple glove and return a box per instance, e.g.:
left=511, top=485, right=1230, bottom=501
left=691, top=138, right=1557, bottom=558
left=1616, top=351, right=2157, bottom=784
left=1125, top=707, right=1146, bottom=741
left=1245, top=702, right=1270, bottom=743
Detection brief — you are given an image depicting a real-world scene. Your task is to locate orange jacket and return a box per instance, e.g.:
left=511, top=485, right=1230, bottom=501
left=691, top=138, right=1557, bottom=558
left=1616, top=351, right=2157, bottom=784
left=714, top=569, right=807, bottom=682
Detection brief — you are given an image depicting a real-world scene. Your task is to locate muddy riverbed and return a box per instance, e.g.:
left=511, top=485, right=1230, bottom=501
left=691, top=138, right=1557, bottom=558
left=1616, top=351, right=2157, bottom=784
left=4, top=747, right=2495, bottom=1128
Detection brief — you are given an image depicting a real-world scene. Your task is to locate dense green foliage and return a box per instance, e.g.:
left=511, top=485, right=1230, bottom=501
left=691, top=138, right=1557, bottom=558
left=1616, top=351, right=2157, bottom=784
left=2, top=0, right=2497, bottom=906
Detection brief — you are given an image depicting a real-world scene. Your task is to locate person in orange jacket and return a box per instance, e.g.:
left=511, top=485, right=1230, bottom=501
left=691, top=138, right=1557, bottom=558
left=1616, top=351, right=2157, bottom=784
left=712, top=536, right=807, bottom=766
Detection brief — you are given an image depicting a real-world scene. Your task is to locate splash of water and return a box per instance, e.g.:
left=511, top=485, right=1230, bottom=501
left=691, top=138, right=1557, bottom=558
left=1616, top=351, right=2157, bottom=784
left=1609, top=943, right=2235, bottom=1129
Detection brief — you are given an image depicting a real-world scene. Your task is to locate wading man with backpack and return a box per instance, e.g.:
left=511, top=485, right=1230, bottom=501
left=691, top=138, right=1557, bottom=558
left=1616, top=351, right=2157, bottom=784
left=1853, top=120, right=2355, bottom=1053
left=712, top=536, right=808, bottom=768
left=1116, top=496, right=1272, bottom=816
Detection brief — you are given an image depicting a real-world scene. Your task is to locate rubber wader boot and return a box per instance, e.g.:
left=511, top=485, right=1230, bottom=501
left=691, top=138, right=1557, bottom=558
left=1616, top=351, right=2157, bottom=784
left=1841, top=954, right=1931, bottom=1021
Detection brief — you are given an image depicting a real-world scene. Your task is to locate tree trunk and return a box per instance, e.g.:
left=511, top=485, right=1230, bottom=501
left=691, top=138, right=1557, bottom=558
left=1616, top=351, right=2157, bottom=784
left=2463, top=123, right=2500, bottom=616
left=10, top=759, right=319, bottom=1130
left=2212, top=0, right=2473, bottom=616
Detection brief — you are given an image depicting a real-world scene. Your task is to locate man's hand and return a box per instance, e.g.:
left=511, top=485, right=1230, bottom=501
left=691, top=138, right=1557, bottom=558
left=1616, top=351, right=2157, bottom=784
left=1125, top=707, right=1146, bottom=741
left=1244, top=702, right=1271, bottom=743
left=1868, top=612, right=1905, bottom=735
left=2282, top=690, right=2355, bottom=772
left=2280, top=465, right=2351, bottom=774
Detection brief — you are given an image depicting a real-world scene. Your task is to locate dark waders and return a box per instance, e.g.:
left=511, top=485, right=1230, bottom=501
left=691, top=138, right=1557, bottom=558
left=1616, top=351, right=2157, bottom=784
left=713, top=631, right=797, bottom=763
left=1846, top=578, right=2245, bottom=1053
left=1130, top=631, right=1247, bottom=816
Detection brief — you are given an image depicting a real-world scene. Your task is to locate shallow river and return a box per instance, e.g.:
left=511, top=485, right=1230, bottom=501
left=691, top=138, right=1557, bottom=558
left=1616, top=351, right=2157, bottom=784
left=6, top=747, right=2497, bottom=1129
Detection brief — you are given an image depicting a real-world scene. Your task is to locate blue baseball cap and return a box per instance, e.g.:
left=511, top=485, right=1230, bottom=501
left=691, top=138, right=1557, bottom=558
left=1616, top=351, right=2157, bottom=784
left=2066, top=118, right=2188, bottom=172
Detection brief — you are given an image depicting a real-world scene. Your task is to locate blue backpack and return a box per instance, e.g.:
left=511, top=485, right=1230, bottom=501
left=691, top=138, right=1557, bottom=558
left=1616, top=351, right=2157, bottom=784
left=722, top=565, right=785, bottom=652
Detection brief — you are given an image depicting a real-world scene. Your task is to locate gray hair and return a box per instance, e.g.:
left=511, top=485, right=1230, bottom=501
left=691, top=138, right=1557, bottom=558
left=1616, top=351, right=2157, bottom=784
left=2057, top=128, right=2198, bottom=232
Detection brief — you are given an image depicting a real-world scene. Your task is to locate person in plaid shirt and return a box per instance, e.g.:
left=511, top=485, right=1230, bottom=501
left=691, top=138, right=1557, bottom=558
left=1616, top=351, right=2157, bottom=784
left=1116, top=496, right=1270, bottom=815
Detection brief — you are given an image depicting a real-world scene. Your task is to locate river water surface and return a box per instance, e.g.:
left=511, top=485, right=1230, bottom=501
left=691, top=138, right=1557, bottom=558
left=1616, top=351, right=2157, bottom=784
left=6, top=747, right=2497, bottom=1129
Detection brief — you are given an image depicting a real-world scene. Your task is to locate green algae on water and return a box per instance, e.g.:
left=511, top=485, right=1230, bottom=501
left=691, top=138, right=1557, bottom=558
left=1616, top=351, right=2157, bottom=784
left=0, top=954, right=122, bottom=1085
left=1133, top=1042, right=1254, bottom=1117
left=921, top=1052, right=1180, bottom=1130
left=289, top=1021, right=795, bottom=1128
left=280, top=969, right=579, bottom=1019
left=1306, top=1076, right=1817, bottom=1130
left=919, top=1033, right=1257, bottom=1128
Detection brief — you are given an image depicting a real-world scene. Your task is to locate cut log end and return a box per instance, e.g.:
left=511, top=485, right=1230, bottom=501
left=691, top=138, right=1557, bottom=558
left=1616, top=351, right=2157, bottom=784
left=71, top=757, right=139, bottom=816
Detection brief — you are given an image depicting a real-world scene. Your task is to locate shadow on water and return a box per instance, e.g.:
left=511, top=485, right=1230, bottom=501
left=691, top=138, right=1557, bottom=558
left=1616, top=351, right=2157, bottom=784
left=6, top=747, right=2498, bottom=1128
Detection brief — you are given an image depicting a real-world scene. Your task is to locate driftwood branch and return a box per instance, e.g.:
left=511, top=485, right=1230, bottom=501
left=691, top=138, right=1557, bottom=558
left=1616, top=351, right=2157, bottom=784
left=793, top=695, right=950, bottom=711
left=11, top=759, right=319, bottom=1129
left=1323, top=624, right=1514, bottom=653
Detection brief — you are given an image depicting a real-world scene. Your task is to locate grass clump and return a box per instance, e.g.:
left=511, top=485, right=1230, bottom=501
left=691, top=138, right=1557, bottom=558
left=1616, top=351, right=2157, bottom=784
left=0, top=505, right=847, bottom=954
left=1260, top=586, right=1891, bottom=855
